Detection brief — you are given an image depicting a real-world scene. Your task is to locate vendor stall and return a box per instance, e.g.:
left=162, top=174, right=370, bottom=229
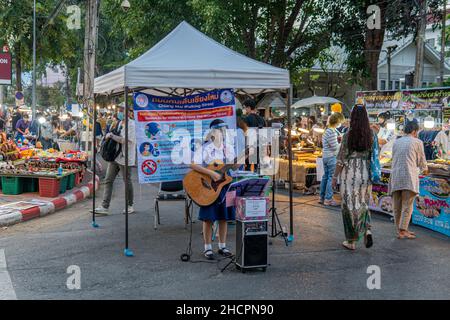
left=357, top=88, right=450, bottom=237
left=0, top=137, right=87, bottom=197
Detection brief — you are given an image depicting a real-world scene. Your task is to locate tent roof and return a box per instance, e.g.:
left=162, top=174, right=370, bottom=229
left=291, top=95, right=342, bottom=109
left=94, top=21, right=290, bottom=96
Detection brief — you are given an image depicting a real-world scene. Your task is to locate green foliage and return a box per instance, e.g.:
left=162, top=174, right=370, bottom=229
left=328, top=0, right=442, bottom=87
left=190, top=0, right=332, bottom=70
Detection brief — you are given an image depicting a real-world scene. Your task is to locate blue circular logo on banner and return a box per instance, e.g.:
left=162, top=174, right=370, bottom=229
left=220, top=90, right=233, bottom=103
left=135, top=94, right=149, bottom=108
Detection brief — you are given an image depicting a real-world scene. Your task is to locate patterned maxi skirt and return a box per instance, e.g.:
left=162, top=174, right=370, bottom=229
left=339, top=158, right=372, bottom=242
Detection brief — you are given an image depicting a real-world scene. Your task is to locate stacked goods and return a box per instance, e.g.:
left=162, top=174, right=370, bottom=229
left=427, top=160, right=449, bottom=176
left=0, top=141, right=21, bottom=162
left=295, top=150, right=322, bottom=163
left=276, top=158, right=316, bottom=187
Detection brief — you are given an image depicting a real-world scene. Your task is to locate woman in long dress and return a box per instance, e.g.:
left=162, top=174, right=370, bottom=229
left=332, top=105, right=375, bottom=250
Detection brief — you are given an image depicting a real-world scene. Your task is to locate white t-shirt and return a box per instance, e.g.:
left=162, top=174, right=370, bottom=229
left=434, top=130, right=450, bottom=159
left=116, top=119, right=136, bottom=167
left=378, top=126, right=394, bottom=142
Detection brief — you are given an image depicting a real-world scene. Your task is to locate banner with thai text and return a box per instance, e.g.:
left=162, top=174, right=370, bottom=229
left=133, top=89, right=236, bottom=184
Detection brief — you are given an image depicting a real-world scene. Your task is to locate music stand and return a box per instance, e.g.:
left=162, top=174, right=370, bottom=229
left=227, top=177, right=270, bottom=198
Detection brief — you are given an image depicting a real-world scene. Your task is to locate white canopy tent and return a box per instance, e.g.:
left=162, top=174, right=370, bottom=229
left=92, top=21, right=294, bottom=255
left=291, top=96, right=342, bottom=109
left=94, top=21, right=290, bottom=96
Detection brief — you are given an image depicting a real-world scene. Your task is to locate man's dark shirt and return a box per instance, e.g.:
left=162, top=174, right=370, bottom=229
left=245, top=113, right=266, bottom=128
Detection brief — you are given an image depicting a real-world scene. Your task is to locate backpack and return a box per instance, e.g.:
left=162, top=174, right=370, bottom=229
left=100, top=124, right=122, bottom=162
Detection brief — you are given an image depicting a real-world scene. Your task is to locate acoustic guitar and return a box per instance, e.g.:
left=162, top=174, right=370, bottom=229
left=183, top=147, right=250, bottom=207
left=183, top=161, right=237, bottom=207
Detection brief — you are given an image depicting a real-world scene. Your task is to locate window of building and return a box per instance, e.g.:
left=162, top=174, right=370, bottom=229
left=380, top=80, right=386, bottom=90
left=401, top=81, right=406, bottom=89
left=422, top=81, right=428, bottom=88
left=426, top=38, right=436, bottom=48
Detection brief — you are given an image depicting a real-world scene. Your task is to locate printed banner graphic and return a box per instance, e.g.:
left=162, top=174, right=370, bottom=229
left=133, top=89, right=236, bottom=184
left=356, top=88, right=450, bottom=110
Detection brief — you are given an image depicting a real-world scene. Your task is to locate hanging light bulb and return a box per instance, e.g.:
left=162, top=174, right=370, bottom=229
left=424, top=116, right=435, bottom=129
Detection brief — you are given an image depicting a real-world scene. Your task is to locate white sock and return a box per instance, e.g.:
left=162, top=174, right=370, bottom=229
left=204, top=244, right=212, bottom=252
left=219, top=243, right=226, bottom=249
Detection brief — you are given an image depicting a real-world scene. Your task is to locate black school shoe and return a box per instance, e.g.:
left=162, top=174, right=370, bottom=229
left=218, top=247, right=233, bottom=257
left=364, top=231, right=373, bottom=248
left=204, top=249, right=215, bottom=260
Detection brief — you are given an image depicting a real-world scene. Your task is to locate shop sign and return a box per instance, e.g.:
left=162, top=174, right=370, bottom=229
left=357, top=88, right=450, bottom=110
left=0, top=52, right=12, bottom=85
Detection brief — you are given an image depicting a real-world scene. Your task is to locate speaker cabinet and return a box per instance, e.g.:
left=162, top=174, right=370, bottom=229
left=235, top=220, right=268, bottom=272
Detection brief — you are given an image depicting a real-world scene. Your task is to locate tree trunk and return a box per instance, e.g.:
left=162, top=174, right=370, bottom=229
left=363, top=1, right=387, bottom=90
left=14, top=43, right=22, bottom=92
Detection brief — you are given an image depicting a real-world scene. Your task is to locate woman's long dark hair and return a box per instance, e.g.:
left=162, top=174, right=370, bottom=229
left=347, top=105, right=373, bottom=153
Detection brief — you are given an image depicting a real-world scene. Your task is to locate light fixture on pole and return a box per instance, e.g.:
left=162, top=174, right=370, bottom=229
left=386, top=119, right=396, bottom=131
left=424, top=116, right=435, bottom=129
left=32, top=0, right=36, bottom=119
left=121, top=0, right=131, bottom=11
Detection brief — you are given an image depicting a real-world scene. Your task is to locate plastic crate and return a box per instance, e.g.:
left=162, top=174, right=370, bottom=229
left=75, top=172, right=81, bottom=186
left=1, top=176, right=23, bottom=195
left=66, top=174, right=75, bottom=190
left=39, top=178, right=60, bottom=198
left=22, top=178, right=39, bottom=193
left=59, top=176, right=68, bottom=194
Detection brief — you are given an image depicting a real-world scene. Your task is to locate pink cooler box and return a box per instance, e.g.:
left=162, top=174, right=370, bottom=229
left=235, top=196, right=269, bottom=221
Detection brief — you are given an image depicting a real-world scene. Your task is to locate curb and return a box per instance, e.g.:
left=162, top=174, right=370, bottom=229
left=0, top=174, right=100, bottom=227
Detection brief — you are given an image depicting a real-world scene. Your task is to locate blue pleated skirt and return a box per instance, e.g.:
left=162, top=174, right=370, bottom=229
left=198, top=186, right=235, bottom=222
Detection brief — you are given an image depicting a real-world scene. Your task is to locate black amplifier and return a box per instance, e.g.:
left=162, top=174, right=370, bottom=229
left=235, top=220, right=268, bottom=272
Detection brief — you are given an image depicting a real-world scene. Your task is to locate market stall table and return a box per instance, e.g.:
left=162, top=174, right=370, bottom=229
left=370, top=165, right=450, bottom=237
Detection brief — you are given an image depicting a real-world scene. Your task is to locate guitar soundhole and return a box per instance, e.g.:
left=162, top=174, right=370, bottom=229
left=201, top=178, right=212, bottom=190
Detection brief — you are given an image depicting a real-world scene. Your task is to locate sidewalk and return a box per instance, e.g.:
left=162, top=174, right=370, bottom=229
left=0, top=172, right=99, bottom=227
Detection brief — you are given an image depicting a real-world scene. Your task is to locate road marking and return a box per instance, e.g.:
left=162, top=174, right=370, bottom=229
left=0, top=249, right=17, bottom=300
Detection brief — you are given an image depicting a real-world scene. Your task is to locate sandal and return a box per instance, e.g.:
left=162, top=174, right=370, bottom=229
left=204, top=249, right=215, bottom=260
left=342, top=241, right=356, bottom=251
left=364, top=231, right=373, bottom=248
left=218, top=247, right=233, bottom=257
left=397, top=233, right=416, bottom=239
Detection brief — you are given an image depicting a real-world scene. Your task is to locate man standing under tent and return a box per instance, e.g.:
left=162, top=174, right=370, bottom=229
left=93, top=104, right=136, bottom=215
left=243, top=99, right=266, bottom=128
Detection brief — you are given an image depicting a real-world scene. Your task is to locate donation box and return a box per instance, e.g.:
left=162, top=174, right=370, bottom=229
left=236, top=196, right=269, bottom=221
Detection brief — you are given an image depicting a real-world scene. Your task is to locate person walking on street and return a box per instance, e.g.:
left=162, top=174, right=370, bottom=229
left=319, top=113, right=342, bottom=206
left=93, top=105, right=136, bottom=215
left=332, top=105, right=375, bottom=250
left=389, top=119, right=428, bottom=239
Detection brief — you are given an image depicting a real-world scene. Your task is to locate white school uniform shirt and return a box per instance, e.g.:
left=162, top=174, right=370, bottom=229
left=202, top=141, right=235, bottom=165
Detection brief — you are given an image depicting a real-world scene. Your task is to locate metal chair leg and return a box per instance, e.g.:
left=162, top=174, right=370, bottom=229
left=154, top=199, right=160, bottom=230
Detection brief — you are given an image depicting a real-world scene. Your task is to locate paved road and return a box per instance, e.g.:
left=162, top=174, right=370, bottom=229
left=1, top=168, right=449, bottom=299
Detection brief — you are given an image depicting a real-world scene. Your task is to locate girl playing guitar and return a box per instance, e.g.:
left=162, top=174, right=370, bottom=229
left=189, top=119, right=243, bottom=260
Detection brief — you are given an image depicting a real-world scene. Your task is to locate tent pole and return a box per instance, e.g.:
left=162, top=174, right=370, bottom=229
left=92, top=94, right=99, bottom=228
left=124, top=86, right=133, bottom=257
left=286, top=85, right=294, bottom=242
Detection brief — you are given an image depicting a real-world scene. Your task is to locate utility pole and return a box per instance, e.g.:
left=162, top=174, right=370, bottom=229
left=414, top=0, right=427, bottom=88
left=32, top=0, right=36, bottom=118
left=386, top=45, right=397, bottom=90
left=440, top=0, right=447, bottom=86
left=83, top=0, right=99, bottom=154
